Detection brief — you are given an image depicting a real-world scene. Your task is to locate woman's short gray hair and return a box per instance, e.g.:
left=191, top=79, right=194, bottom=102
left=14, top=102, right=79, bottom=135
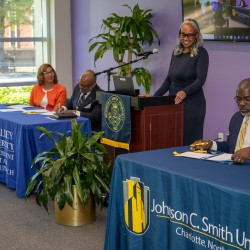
left=174, top=19, right=203, bottom=57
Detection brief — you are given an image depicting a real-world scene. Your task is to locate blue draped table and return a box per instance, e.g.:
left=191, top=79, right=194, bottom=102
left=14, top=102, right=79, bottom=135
left=105, top=146, right=250, bottom=250
left=231, top=6, right=250, bottom=26
left=0, top=106, right=92, bottom=197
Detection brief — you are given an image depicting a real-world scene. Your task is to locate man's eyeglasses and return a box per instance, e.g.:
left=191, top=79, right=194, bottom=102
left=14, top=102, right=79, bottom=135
left=234, top=96, right=250, bottom=104
left=43, top=70, right=54, bottom=75
left=179, top=32, right=196, bottom=39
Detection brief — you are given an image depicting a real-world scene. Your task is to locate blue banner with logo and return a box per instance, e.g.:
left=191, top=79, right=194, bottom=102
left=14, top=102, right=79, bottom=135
left=101, top=92, right=131, bottom=150
left=105, top=147, right=250, bottom=250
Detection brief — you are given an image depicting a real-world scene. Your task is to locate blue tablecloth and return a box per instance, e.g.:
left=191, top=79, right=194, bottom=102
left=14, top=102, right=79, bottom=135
left=0, top=106, right=92, bottom=197
left=105, top=146, right=250, bottom=250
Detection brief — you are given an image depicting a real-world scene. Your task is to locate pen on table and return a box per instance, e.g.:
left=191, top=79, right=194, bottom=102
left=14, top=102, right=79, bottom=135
left=190, top=137, right=222, bottom=147
left=190, top=142, right=209, bottom=147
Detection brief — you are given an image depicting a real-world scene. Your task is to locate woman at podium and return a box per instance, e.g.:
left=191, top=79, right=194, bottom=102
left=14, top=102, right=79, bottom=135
left=154, top=19, right=209, bottom=145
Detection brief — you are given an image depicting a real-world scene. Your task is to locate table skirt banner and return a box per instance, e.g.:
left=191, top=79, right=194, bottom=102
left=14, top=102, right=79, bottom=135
left=101, top=92, right=131, bottom=150
left=0, top=111, right=91, bottom=197
left=104, top=148, right=250, bottom=250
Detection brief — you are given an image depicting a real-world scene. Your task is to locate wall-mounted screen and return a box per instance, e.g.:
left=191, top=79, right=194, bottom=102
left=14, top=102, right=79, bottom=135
left=182, top=0, right=250, bottom=42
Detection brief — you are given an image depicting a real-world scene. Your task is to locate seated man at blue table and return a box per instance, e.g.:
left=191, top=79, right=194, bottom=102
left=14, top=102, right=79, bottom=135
left=56, top=70, right=103, bottom=131
left=190, top=78, right=250, bottom=164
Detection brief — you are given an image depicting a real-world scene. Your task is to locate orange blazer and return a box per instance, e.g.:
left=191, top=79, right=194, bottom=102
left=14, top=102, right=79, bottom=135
left=29, top=83, right=67, bottom=111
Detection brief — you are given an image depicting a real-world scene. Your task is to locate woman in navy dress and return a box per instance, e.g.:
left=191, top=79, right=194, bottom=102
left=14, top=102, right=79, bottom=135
left=154, top=19, right=209, bottom=145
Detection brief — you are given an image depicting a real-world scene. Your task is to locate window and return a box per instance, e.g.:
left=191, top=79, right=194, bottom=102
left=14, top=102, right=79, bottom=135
left=0, top=0, right=50, bottom=87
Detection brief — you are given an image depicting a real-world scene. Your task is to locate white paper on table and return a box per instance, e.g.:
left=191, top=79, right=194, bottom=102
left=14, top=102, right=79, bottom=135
left=177, top=151, right=212, bottom=159
left=46, top=116, right=57, bottom=120
left=0, top=108, right=24, bottom=112
left=206, top=153, right=233, bottom=162
left=23, top=109, right=48, bottom=114
left=39, top=111, right=55, bottom=116
left=6, top=104, right=32, bottom=109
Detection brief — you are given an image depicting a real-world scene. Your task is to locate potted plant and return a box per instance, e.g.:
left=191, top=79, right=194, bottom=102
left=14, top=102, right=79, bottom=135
left=88, top=4, right=160, bottom=94
left=25, top=119, right=111, bottom=226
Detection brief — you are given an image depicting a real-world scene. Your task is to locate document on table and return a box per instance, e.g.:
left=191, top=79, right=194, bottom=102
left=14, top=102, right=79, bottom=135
left=0, top=104, right=32, bottom=112
left=22, top=109, right=49, bottom=114
left=177, top=151, right=212, bottom=159
left=175, top=151, right=233, bottom=164
left=0, top=108, right=25, bottom=112
left=206, top=153, right=233, bottom=163
left=6, top=104, right=32, bottom=109
left=39, top=111, right=54, bottom=116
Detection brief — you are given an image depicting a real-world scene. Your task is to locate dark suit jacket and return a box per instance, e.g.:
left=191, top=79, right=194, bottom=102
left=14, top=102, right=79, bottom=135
left=65, top=84, right=103, bottom=131
left=216, top=111, right=244, bottom=153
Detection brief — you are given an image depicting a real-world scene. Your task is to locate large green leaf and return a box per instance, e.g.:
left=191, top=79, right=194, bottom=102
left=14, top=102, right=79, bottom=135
left=39, top=189, right=49, bottom=211
left=63, top=175, right=73, bottom=207
left=55, top=188, right=66, bottom=210
left=94, top=173, right=110, bottom=194
left=133, top=67, right=152, bottom=94
left=25, top=177, right=38, bottom=198
left=73, top=166, right=84, bottom=203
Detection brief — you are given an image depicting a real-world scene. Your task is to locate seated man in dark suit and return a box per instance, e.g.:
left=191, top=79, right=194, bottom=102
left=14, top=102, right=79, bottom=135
left=57, top=69, right=103, bottom=131
left=190, top=78, right=250, bottom=164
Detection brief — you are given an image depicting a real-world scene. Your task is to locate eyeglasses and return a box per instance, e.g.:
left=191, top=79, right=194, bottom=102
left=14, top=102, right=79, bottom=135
left=43, top=70, right=54, bottom=75
left=179, top=32, right=196, bottom=39
left=234, top=96, right=250, bottom=104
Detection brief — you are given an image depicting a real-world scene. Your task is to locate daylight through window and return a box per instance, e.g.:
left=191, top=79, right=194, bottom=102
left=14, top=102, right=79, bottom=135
left=0, top=0, right=49, bottom=86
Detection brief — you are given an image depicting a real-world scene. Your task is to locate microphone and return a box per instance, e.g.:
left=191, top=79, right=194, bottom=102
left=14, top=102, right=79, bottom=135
left=137, top=48, right=158, bottom=57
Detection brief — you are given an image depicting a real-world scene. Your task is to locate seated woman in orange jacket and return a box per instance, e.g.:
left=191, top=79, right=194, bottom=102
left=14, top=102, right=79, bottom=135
left=29, top=64, right=67, bottom=111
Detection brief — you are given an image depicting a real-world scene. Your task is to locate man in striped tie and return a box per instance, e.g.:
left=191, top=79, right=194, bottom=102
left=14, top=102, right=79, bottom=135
left=190, top=78, right=250, bottom=164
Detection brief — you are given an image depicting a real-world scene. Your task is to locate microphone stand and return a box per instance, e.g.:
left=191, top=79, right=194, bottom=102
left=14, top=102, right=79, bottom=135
left=95, top=55, right=149, bottom=91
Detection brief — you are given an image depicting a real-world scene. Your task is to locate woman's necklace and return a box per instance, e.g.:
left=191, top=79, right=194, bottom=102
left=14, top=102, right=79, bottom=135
left=43, top=83, right=54, bottom=91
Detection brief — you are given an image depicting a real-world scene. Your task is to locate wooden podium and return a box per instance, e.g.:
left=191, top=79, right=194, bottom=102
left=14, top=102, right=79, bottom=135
left=97, top=93, right=183, bottom=164
left=130, top=97, right=183, bottom=152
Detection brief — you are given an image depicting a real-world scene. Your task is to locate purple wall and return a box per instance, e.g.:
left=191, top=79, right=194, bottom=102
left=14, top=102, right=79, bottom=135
left=71, top=0, right=250, bottom=140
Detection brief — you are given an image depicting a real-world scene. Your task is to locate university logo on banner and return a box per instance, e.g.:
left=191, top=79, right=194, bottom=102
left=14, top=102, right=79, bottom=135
left=123, top=177, right=150, bottom=234
left=101, top=93, right=131, bottom=150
